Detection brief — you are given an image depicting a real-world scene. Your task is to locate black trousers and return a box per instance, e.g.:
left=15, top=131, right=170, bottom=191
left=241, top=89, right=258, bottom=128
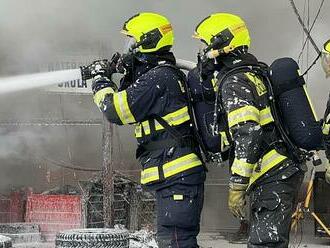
left=248, top=169, right=304, bottom=248
left=156, top=183, right=204, bottom=248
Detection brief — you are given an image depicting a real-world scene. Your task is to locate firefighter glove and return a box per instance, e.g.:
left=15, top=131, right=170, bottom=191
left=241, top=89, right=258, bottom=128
left=228, top=179, right=248, bottom=219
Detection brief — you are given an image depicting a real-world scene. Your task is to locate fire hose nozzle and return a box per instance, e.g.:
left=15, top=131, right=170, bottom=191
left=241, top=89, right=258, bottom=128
left=80, top=52, right=122, bottom=81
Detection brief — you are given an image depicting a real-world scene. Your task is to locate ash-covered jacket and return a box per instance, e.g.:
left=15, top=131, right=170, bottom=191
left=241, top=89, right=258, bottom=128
left=219, top=54, right=290, bottom=186
left=94, top=53, right=205, bottom=189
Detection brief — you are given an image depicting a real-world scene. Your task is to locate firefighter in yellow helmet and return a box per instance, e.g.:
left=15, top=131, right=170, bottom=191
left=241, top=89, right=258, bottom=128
left=191, top=13, right=304, bottom=247
left=89, top=13, right=205, bottom=247
left=321, top=39, right=330, bottom=78
left=322, top=40, right=330, bottom=183
left=324, top=95, right=330, bottom=183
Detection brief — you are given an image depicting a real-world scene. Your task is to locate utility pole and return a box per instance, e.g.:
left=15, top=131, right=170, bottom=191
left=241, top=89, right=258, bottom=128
left=102, top=116, right=114, bottom=227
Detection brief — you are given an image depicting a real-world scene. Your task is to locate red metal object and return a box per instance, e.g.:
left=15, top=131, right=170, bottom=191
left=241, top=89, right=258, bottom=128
left=25, top=194, right=82, bottom=241
left=0, top=192, right=24, bottom=223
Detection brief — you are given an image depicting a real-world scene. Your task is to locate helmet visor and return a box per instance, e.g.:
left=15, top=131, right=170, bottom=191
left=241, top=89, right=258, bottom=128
left=321, top=40, right=330, bottom=78
left=123, top=36, right=137, bottom=54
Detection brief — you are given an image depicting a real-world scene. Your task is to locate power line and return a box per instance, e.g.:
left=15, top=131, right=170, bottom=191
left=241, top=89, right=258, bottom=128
left=289, top=0, right=321, bottom=54
left=297, top=0, right=325, bottom=62
left=41, top=156, right=102, bottom=172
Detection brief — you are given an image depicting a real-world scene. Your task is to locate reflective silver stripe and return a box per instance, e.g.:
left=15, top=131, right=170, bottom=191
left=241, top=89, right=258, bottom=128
left=260, top=107, right=274, bottom=126
left=113, top=91, right=136, bottom=124
left=141, top=167, right=159, bottom=184
left=231, top=158, right=255, bottom=177
left=163, top=153, right=202, bottom=178
left=155, top=107, right=190, bottom=130
left=227, top=105, right=260, bottom=128
left=135, top=106, right=190, bottom=138
left=140, top=153, right=203, bottom=185
left=323, top=123, right=330, bottom=135
left=249, top=149, right=287, bottom=186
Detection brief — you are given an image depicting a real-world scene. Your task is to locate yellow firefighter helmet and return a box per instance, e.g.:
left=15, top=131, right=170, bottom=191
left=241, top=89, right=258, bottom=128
left=121, top=12, right=174, bottom=53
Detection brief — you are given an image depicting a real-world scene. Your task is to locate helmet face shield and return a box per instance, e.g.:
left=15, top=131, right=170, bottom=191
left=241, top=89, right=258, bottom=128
left=123, top=36, right=137, bottom=54
left=321, top=40, right=330, bottom=78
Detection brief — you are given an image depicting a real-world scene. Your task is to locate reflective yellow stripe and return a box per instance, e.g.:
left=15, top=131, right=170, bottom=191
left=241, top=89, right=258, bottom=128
left=135, top=107, right=190, bottom=138
left=163, top=153, right=202, bottom=178
left=228, top=106, right=274, bottom=128
left=155, top=106, right=190, bottom=130
left=140, top=153, right=203, bottom=185
left=135, top=124, right=142, bottom=138
left=260, top=107, right=274, bottom=126
left=93, top=87, right=114, bottom=108
left=113, top=91, right=136, bottom=124
left=220, top=132, right=229, bottom=146
left=245, top=72, right=266, bottom=96
left=323, top=123, right=330, bottom=135
left=140, top=167, right=159, bottom=185
left=211, top=77, right=218, bottom=92
left=228, top=105, right=260, bottom=128
left=303, top=85, right=319, bottom=121
left=173, top=194, right=184, bottom=201
left=249, top=149, right=287, bottom=186
left=231, top=158, right=255, bottom=178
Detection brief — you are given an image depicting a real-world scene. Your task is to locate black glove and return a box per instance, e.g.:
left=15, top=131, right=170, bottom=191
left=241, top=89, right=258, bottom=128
left=116, top=53, right=134, bottom=74
left=198, top=57, right=216, bottom=81
left=81, top=52, right=121, bottom=81
left=90, top=60, right=114, bottom=78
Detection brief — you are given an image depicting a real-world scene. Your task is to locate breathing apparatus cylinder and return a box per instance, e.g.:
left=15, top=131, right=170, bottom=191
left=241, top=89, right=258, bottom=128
left=269, top=57, right=323, bottom=151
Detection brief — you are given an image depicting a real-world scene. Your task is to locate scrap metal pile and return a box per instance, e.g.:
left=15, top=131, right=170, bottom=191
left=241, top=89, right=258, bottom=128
left=80, top=174, right=156, bottom=230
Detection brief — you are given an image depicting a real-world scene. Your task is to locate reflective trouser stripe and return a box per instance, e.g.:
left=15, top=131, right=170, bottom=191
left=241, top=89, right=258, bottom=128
left=260, top=107, right=274, bottom=126
left=113, top=91, right=136, bottom=124
left=135, top=106, right=190, bottom=138
left=228, top=105, right=260, bottom=128
left=140, top=153, right=202, bottom=185
left=141, top=167, right=160, bottom=185
left=249, top=149, right=287, bottom=186
left=228, top=105, right=274, bottom=128
left=323, top=123, right=330, bottom=135
left=231, top=158, right=255, bottom=178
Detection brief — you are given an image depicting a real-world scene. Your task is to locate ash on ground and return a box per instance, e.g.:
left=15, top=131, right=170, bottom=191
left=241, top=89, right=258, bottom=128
left=129, top=229, right=157, bottom=248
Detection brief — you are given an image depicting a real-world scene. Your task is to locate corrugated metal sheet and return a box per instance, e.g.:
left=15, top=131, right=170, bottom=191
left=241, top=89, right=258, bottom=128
left=0, top=192, right=24, bottom=223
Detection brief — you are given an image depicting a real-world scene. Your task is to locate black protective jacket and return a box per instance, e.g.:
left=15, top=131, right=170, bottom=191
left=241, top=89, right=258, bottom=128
left=208, top=53, right=298, bottom=186
left=94, top=52, right=205, bottom=190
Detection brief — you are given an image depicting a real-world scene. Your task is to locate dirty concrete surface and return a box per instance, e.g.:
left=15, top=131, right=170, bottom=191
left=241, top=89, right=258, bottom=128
left=11, top=224, right=330, bottom=248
